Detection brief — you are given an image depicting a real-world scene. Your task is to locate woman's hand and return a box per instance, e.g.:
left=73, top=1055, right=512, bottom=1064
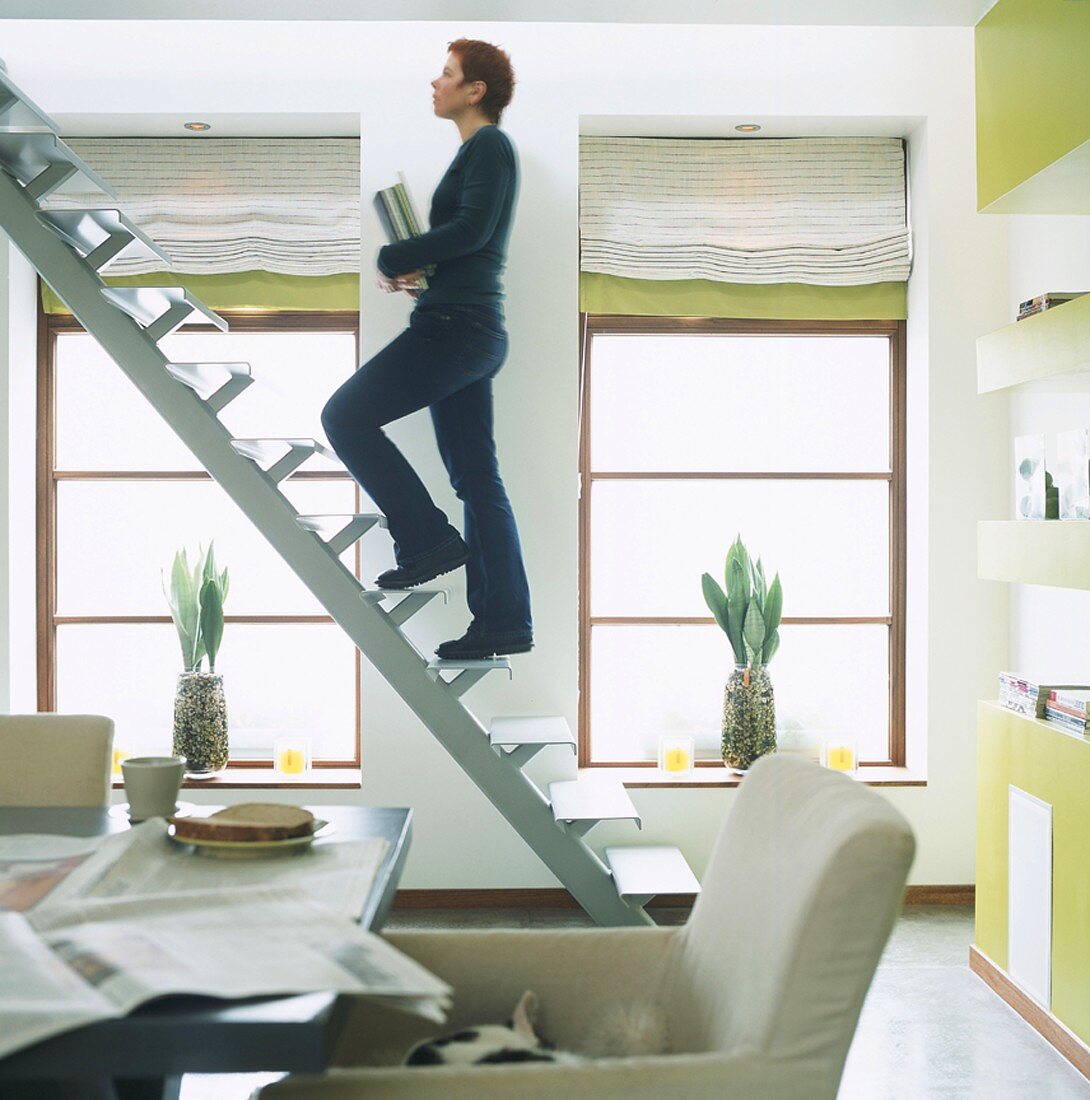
left=375, top=269, right=425, bottom=298
left=394, top=270, right=425, bottom=298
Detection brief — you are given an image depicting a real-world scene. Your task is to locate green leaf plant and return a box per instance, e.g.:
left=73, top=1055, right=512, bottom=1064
left=701, top=534, right=783, bottom=670
left=163, top=542, right=230, bottom=673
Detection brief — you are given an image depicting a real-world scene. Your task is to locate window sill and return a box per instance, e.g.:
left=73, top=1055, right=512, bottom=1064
left=111, top=768, right=362, bottom=791
left=590, top=764, right=926, bottom=788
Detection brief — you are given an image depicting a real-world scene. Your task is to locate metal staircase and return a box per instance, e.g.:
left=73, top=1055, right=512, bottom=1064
left=0, top=68, right=700, bottom=925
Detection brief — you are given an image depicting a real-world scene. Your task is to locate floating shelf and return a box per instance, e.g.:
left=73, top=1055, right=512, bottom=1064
left=978, top=520, right=1090, bottom=590
left=977, top=293, right=1090, bottom=396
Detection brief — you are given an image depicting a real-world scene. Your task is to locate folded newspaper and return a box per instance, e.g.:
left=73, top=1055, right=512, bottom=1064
left=0, top=824, right=452, bottom=1062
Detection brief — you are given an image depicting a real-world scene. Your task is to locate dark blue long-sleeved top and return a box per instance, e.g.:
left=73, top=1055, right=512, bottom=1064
left=377, top=125, right=518, bottom=308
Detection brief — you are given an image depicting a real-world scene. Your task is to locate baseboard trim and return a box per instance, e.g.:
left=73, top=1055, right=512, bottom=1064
left=392, top=885, right=974, bottom=910
left=905, top=884, right=975, bottom=905
left=969, top=945, right=1090, bottom=1081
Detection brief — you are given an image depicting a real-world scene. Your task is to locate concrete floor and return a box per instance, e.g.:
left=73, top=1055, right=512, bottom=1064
left=182, top=905, right=1090, bottom=1099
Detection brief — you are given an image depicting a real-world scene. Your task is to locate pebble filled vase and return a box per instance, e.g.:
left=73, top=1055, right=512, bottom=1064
left=721, top=664, right=776, bottom=770
left=173, top=671, right=228, bottom=777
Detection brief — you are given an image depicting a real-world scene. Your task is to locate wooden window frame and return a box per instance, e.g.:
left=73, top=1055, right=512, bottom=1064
left=578, top=314, right=908, bottom=770
left=37, top=297, right=364, bottom=770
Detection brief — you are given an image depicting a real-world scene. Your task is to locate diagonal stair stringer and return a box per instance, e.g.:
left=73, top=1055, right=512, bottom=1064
left=0, top=164, right=651, bottom=927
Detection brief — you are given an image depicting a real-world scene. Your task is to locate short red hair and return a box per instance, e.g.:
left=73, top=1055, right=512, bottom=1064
left=448, top=38, right=516, bottom=124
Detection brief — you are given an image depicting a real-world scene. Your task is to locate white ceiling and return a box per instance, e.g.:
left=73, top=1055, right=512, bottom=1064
left=0, top=0, right=999, bottom=25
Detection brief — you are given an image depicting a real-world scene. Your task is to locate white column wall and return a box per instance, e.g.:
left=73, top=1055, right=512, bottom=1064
left=0, top=20, right=1009, bottom=885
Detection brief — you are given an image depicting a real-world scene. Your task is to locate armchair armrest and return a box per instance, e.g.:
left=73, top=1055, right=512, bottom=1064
left=331, top=927, right=681, bottom=1066
left=261, top=1051, right=824, bottom=1100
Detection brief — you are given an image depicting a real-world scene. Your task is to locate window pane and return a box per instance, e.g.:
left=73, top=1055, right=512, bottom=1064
left=590, top=623, right=889, bottom=764
left=590, top=334, right=890, bottom=473
left=57, top=478, right=359, bottom=615
left=56, top=623, right=357, bottom=761
left=590, top=479, right=889, bottom=617
left=56, top=330, right=355, bottom=471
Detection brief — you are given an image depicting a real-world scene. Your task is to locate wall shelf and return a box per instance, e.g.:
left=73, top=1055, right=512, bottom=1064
left=977, top=293, right=1090, bottom=395
left=978, top=521, right=1090, bottom=590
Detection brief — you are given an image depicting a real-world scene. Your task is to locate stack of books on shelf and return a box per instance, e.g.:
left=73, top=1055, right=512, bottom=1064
left=998, top=672, right=1090, bottom=719
left=1016, top=291, right=1086, bottom=321
left=1044, top=689, right=1090, bottom=736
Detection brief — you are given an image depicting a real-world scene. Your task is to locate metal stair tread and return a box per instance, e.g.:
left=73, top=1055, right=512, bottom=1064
left=361, top=584, right=448, bottom=604
left=166, top=361, right=252, bottom=392
left=490, top=716, right=575, bottom=748
left=0, top=131, right=115, bottom=196
left=230, top=437, right=338, bottom=464
left=427, top=657, right=513, bottom=677
left=101, top=285, right=227, bottom=332
left=37, top=207, right=171, bottom=266
left=548, top=777, right=640, bottom=824
left=0, top=69, right=60, bottom=133
left=605, top=845, right=701, bottom=897
left=297, top=513, right=388, bottom=535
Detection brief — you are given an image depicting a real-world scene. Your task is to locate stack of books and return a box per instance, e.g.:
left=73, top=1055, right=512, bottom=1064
left=998, top=672, right=1090, bottom=718
left=1044, top=689, right=1090, bottom=735
left=1016, top=291, right=1085, bottom=321
left=373, top=173, right=435, bottom=290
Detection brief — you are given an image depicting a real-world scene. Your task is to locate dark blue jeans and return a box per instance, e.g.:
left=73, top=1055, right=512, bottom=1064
left=321, top=303, right=532, bottom=638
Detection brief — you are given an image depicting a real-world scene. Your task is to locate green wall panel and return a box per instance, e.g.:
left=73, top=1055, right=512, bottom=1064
left=976, top=0, right=1090, bottom=211
left=579, top=273, right=906, bottom=320
left=977, top=701, right=1090, bottom=1041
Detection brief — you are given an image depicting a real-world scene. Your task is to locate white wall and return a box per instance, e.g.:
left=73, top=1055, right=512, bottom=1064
left=1008, top=216, right=1090, bottom=679
left=0, top=241, right=38, bottom=713
left=0, top=19, right=1009, bottom=886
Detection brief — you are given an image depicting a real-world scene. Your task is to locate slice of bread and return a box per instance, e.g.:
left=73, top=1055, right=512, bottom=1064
left=171, top=803, right=316, bottom=843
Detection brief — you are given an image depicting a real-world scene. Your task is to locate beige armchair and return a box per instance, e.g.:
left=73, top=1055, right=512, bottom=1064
left=261, top=753, right=915, bottom=1100
left=0, top=714, right=115, bottom=806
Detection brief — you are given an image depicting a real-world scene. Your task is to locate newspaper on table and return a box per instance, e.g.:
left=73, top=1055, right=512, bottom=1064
left=0, top=887, right=452, bottom=1062
left=0, top=819, right=388, bottom=919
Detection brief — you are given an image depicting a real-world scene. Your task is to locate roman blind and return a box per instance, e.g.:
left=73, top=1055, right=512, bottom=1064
left=42, top=137, right=360, bottom=277
left=579, top=136, right=911, bottom=286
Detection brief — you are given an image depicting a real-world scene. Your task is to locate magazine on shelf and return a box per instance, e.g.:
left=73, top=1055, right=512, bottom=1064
left=373, top=172, right=434, bottom=291
left=997, top=673, right=1090, bottom=719
left=0, top=888, right=451, bottom=1062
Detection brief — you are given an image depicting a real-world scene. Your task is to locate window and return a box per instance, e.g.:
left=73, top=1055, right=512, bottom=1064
left=579, top=316, right=907, bottom=769
left=39, top=305, right=363, bottom=768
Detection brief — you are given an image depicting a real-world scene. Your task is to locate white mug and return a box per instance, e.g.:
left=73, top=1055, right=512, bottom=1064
left=121, top=756, right=186, bottom=820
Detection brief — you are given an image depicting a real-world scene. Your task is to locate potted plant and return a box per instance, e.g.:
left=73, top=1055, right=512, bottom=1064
left=164, top=542, right=230, bottom=777
left=701, top=535, right=783, bottom=771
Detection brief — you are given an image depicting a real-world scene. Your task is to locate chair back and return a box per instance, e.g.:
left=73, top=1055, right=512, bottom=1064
left=668, top=753, right=914, bottom=1094
left=0, top=714, right=115, bottom=806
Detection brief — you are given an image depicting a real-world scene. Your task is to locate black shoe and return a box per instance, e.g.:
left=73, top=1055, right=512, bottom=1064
left=436, top=629, right=534, bottom=660
left=375, top=536, right=469, bottom=590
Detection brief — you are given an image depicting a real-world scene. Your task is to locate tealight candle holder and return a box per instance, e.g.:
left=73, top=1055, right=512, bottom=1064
left=274, top=737, right=311, bottom=777
left=658, top=735, right=695, bottom=777
left=822, top=738, right=858, bottom=774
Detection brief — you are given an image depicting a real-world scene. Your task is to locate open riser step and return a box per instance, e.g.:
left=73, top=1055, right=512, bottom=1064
left=548, top=777, right=641, bottom=837
left=605, top=846, right=701, bottom=906
left=0, top=81, right=657, bottom=928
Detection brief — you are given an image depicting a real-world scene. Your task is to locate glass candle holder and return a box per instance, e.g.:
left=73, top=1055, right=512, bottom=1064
left=822, top=738, right=858, bottom=774
left=274, top=737, right=311, bottom=777
left=658, top=735, right=695, bottom=777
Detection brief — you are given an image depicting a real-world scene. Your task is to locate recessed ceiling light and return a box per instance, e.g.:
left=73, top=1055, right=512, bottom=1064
left=735, top=124, right=761, bottom=133
left=184, top=122, right=212, bottom=132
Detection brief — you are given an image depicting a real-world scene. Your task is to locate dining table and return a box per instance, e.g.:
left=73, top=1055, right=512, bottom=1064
left=0, top=804, right=413, bottom=1100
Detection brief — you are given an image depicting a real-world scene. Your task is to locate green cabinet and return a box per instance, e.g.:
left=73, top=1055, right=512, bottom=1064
left=976, top=0, right=1090, bottom=213
left=977, top=702, right=1090, bottom=1041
